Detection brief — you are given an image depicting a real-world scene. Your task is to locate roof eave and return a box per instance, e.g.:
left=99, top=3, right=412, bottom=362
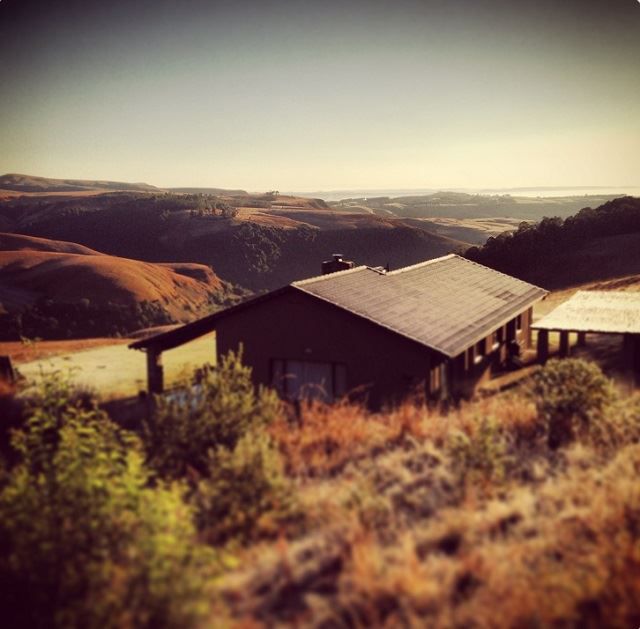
left=295, top=285, right=547, bottom=358
left=128, top=285, right=294, bottom=352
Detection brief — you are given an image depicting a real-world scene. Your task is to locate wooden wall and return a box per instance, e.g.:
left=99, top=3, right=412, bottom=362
left=216, top=288, right=444, bottom=409
left=216, top=294, right=535, bottom=407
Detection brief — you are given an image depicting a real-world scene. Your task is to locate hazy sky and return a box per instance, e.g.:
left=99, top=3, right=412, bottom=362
left=1, top=0, right=638, bottom=191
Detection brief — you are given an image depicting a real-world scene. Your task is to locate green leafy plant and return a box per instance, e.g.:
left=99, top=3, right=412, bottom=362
left=446, top=416, right=512, bottom=483
left=527, top=359, right=614, bottom=448
left=144, top=349, right=280, bottom=480
left=0, top=375, right=214, bottom=629
left=194, top=428, right=295, bottom=545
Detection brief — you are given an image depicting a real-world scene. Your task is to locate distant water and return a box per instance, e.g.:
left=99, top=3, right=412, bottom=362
left=475, top=187, right=640, bottom=198
left=292, top=187, right=640, bottom=202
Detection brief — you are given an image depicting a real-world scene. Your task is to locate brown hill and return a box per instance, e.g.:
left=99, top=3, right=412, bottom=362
left=0, top=173, right=159, bottom=194
left=0, top=191, right=466, bottom=291
left=0, top=233, right=224, bottom=321
left=0, top=232, right=101, bottom=255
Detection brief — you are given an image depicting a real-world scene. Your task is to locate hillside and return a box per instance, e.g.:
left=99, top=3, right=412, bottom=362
left=332, top=190, right=629, bottom=221
left=0, top=232, right=101, bottom=255
left=169, top=186, right=248, bottom=196
left=466, top=196, right=640, bottom=289
left=0, top=173, right=160, bottom=194
left=3, top=355, right=640, bottom=627
left=0, top=191, right=465, bottom=291
left=0, top=233, right=237, bottom=339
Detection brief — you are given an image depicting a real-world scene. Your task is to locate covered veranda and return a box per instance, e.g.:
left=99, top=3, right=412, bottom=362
left=532, top=291, right=640, bottom=385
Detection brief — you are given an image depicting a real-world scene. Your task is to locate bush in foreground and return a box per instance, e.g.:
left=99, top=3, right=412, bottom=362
left=0, top=377, right=214, bottom=629
left=144, top=350, right=280, bottom=480
left=143, top=351, right=294, bottom=546
left=528, top=358, right=614, bottom=447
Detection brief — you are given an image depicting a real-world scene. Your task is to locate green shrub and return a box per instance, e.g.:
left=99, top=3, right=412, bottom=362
left=142, top=351, right=294, bottom=546
left=194, top=428, right=295, bottom=545
left=144, top=350, right=280, bottom=480
left=528, top=359, right=614, bottom=448
left=0, top=376, right=214, bottom=629
left=446, top=416, right=512, bottom=483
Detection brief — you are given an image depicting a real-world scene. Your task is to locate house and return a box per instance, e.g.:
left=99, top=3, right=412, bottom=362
left=130, top=254, right=547, bottom=407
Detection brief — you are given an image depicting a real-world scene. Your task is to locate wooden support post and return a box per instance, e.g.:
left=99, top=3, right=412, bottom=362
left=577, top=331, right=587, bottom=347
left=440, top=361, right=450, bottom=401
left=635, top=334, right=640, bottom=387
left=0, top=355, right=16, bottom=383
left=524, top=307, right=533, bottom=349
left=537, top=329, right=549, bottom=364
left=146, top=348, right=164, bottom=394
left=559, top=331, right=570, bottom=358
left=621, top=334, right=636, bottom=389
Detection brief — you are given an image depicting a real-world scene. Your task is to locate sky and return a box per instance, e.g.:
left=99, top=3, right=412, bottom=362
left=0, top=0, right=638, bottom=191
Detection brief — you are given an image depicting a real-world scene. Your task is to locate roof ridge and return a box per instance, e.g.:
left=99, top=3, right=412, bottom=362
left=292, top=265, right=368, bottom=287
left=386, top=253, right=457, bottom=275
left=459, top=255, right=549, bottom=294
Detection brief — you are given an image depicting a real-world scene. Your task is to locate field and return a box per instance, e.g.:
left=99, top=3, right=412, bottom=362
left=407, top=216, right=527, bottom=244
left=12, top=332, right=217, bottom=398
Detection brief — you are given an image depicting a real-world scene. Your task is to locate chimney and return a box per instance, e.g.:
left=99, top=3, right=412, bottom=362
left=321, top=253, right=354, bottom=275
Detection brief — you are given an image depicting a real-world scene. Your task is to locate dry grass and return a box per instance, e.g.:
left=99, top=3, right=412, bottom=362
left=14, top=332, right=217, bottom=398
left=0, top=249, right=222, bottom=319
left=4, top=357, right=639, bottom=626
left=0, top=338, right=129, bottom=364
left=216, top=368, right=640, bottom=627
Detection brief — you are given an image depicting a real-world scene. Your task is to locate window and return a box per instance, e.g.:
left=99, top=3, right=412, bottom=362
left=271, top=359, right=347, bottom=402
left=515, top=314, right=523, bottom=332
left=492, top=326, right=504, bottom=350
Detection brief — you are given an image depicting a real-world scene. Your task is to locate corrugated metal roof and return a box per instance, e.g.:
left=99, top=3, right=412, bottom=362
left=293, top=254, right=547, bottom=357
left=532, top=290, right=640, bottom=334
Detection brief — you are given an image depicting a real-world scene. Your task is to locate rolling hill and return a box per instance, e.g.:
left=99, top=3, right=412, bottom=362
left=0, top=173, right=251, bottom=198
left=0, top=233, right=239, bottom=339
left=332, top=190, right=630, bottom=221
left=0, top=190, right=466, bottom=291
left=0, top=173, right=160, bottom=194
left=465, top=196, right=640, bottom=290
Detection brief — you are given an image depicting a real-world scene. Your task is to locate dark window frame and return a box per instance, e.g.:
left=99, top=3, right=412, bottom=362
left=270, top=358, right=347, bottom=401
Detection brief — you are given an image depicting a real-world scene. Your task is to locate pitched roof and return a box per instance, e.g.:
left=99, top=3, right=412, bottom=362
left=130, top=254, right=547, bottom=356
left=293, top=254, right=547, bottom=357
left=532, top=290, right=640, bottom=334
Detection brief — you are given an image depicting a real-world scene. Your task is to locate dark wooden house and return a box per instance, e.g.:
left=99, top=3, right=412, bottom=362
left=130, top=254, right=547, bottom=407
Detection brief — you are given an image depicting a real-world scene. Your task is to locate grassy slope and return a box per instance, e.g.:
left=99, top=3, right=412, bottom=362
left=534, top=231, right=640, bottom=290
left=0, top=232, right=224, bottom=320
left=210, top=377, right=640, bottom=627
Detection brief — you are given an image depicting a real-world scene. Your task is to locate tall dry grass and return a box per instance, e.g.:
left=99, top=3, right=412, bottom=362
left=218, top=360, right=640, bottom=627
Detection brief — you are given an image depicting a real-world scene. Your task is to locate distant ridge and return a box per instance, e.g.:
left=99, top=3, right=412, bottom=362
left=0, top=173, right=160, bottom=193
left=292, top=186, right=640, bottom=202
left=0, top=174, right=252, bottom=197
left=169, top=187, right=248, bottom=196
